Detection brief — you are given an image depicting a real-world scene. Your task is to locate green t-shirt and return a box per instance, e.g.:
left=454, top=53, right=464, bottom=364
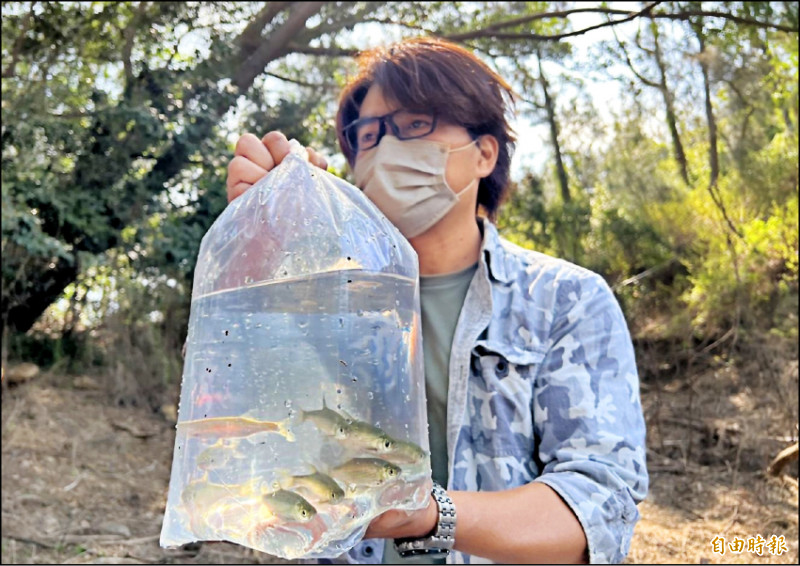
left=382, top=262, right=478, bottom=565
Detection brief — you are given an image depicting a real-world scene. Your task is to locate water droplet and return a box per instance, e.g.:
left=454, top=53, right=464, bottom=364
left=298, top=320, right=309, bottom=329
left=368, top=392, right=374, bottom=400
left=405, top=395, right=411, bottom=402
left=336, top=388, right=342, bottom=394
left=284, top=400, right=292, bottom=408
left=351, top=377, right=358, bottom=382
left=244, top=276, right=253, bottom=284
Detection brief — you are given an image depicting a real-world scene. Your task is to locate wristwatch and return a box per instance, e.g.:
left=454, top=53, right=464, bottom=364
left=394, top=482, right=456, bottom=557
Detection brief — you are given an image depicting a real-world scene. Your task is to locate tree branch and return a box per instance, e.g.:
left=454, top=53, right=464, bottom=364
left=236, top=1, right=294, bottom=55
left=294, top=2, right=387, bottom=44
left=233, top=2, right=328, bottom=91
left=611, top=23, right=659, bottom=88
left=1, top=2, right=35, bottom=79
left=121, top=2, right=149, bottom=88
left=265, top=70, right=335, bottom=89
left=285, top=43, right=360, bottom=58
left=443, top=2, right=662, bottom=42
left=444, top=3, right=665, bottom=34
left=360, top=17, right=432, bottom=33
left=647, top=9, right=799, bottom=33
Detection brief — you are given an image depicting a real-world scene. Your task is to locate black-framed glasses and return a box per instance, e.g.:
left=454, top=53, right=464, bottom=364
left=342, top=109, right=438, bottom=154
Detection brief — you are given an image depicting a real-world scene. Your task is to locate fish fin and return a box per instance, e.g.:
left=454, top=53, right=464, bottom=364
left=272, top=468, right=292, bottom=491
left=339, top=407, right=356, bottom=422
left=277, top=418, right=295, bottom=442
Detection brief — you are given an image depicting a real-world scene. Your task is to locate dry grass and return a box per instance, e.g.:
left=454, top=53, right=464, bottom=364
left=1, top=348, right=797, bottom=564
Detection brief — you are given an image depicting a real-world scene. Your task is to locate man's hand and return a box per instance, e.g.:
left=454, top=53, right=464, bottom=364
left=364, top=493, right=438, bottom=540
left=226, top=131, right=328, bottom=203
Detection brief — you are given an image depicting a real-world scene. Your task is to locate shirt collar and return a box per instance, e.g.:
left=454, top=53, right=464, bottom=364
left=478, top=217, right=513, bottom=284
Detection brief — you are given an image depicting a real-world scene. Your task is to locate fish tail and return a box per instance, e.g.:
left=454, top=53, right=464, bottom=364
left=271, top=469, right=292, bottom=491
left=277, top=419, right=295, bottom=442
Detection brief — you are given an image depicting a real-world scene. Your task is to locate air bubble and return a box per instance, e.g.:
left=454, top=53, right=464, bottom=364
left=368, top=392, right=374, bottom=399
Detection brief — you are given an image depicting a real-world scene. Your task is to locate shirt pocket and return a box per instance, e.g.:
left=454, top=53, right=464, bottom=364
left=466, top=343, right=544, bottom=470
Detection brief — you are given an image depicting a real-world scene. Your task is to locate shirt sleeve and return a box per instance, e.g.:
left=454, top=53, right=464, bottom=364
left=531, top=270, right=648, bottom=564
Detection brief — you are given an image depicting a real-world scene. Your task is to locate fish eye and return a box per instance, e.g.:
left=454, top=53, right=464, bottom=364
left=384, top=439, right=392, bottom=448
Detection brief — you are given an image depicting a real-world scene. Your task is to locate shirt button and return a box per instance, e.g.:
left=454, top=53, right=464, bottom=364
left=495, top=359, right=509, bottom=378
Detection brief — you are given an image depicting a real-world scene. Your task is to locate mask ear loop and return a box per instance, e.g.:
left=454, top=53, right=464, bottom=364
left=446, top=137, right=483, bottom=196
left=448, top=138, right=480, bottom=154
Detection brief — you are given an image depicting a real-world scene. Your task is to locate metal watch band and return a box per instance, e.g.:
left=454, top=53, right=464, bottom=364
left=394, top=482, right=456, bottom=557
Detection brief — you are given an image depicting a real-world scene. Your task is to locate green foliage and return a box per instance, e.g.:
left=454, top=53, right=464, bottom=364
left=1, top=1, right=797, bottom=392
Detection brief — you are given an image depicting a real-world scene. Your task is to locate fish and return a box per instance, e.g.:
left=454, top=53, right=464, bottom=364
left=337, top=409, right=395, bottom=454
left=384, top=438, right=428, bottom=465
left=345, top=420, right=396, bottom=453
left=298, top=397, right=349, bottom=439
left=261, top=489, right=317, bottom=523
left=195, top=439, right=245, bottom=471
left=182, top=480, right=315, bottom=535
left=177, top=416, right=295, bottom=442
left=330, top=457, right=402, bottom=488
left=181, top=477, right=262, bottom=517
left=278, top=466, right=345, bottom=503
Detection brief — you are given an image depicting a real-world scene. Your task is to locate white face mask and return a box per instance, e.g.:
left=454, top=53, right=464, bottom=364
left=353, top=136, right=478, bottom=238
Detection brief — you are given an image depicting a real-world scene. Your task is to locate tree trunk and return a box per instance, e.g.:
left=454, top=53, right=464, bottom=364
left=4, top=255, right=80, bottom=333
left=694, top=28, right=720, bottom=187
left=5, top=2, right=329, bottom=333
left=652, top=24, right=690, bottom=185
left=537, top=50, right=570, bottom=203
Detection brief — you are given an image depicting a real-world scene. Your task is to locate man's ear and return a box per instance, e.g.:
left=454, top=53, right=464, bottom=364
left=475, top=135, right=500, bottom=179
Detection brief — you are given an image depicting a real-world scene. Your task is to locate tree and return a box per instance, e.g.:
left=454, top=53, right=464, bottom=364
left=2, top=0, right=797, bottom=343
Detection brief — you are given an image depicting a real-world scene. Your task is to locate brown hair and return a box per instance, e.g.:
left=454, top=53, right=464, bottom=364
left=336, top=37, right=517, bottom=219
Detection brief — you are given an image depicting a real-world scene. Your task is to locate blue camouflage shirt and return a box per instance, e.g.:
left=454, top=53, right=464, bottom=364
left=334, top=219, right=648, bottom=564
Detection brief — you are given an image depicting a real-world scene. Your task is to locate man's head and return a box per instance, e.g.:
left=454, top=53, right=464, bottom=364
left=336, top=37, right=516, bottom=220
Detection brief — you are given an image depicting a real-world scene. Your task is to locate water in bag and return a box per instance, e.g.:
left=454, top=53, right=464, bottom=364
left=160, top=142, right=431, bottom=559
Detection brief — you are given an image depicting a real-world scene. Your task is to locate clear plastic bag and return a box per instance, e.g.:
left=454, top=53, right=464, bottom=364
left=159, top=141, right=431, bottom=559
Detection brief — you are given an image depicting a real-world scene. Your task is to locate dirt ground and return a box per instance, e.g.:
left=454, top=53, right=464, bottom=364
left=1, top=359, right=798, bottom=565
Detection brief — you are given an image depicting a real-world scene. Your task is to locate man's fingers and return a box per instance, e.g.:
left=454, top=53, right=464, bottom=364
left=235, top=133, right=275, bottom=171
left=227, top=156, right=268, bottom=203
left=307, top=147, right=329, bottom=171
left=261, top=131, right=292, bottom=167
left=227, top=155, right=269, bottom=187
left=227, top=181, right=252, bottom=204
